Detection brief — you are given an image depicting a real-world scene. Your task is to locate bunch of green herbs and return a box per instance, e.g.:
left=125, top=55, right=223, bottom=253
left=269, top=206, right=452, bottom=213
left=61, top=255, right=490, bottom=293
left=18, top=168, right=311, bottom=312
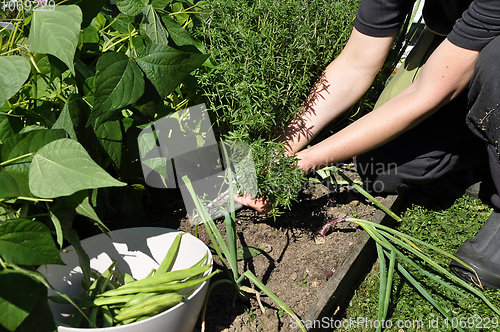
left=193, top=0, right=360, bottom=213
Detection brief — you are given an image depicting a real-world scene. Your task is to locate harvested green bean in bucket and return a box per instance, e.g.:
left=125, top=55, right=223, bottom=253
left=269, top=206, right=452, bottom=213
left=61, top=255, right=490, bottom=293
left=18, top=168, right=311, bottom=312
left=39, top=228, right=215, bottom=332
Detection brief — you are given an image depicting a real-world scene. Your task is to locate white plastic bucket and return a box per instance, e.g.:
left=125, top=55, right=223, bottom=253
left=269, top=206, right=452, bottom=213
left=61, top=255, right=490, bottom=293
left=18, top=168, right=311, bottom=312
left=39, top=227, right=212, bottom=332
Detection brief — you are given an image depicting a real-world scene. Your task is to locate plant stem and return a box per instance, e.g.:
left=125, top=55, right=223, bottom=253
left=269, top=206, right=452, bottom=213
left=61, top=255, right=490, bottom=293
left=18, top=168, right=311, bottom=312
left=0, top=153, right=33, bottom=166
left=16, top=196, right=53, bottom=203
left=322, top=165, right=402, bottom=222
left=102, top=31, right=139, bottom=53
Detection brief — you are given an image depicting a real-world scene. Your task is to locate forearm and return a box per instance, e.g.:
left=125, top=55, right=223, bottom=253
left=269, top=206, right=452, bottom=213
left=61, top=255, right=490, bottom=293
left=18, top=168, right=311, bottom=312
left=297, top=38, right=479, bottom=173
left=280, top=28, right=396, bottom=154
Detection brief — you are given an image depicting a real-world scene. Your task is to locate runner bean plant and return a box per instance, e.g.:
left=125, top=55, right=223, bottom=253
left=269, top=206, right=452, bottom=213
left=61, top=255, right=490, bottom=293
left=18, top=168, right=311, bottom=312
left=0, top=0, right=209, bottom=330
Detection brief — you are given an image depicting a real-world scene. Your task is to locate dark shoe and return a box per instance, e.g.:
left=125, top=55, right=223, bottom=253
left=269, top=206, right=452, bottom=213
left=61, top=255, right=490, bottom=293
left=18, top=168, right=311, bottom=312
left=449, top=211, right=500, bottom=289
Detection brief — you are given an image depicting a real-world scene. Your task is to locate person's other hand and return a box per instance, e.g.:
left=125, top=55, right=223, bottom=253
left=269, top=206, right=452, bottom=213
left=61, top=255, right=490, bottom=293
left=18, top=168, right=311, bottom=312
left=233, top=192, right=272, bottom=214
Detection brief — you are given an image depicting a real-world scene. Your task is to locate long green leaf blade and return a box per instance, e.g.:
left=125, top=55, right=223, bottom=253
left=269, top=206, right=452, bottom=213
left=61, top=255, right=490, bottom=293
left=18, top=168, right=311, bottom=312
left=376, top=242, right=387, bottom=332
left=243, top=270, right=307, bottom=332
left=395, top=261, right=465, bottom=332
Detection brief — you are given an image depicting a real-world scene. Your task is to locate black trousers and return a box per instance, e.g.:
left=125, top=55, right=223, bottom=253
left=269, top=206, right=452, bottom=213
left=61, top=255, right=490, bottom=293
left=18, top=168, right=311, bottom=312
left=356, top=34, right=500, bottom=208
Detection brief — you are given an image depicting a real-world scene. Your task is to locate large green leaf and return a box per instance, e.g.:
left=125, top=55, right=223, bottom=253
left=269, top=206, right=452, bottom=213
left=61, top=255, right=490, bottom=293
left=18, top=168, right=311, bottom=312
left=151, top=0, right=172, bottom=9
left=29, top=138, right=126, bottom=198
left=95, top=119, right=123, bottom=168
left=137, top=44, right=208, bottom=98
left=0, top=56, right=30, bottom=108
left=137, top=126, right=158, bottom=159
left=115, top=0, right=147, bottom=16
left=64, top=190, right=106, bottom=232
left=141, top=5, right=169, bottom=45
left=14, top=286, right=56, bottom=332
left=2, top=129, right=67, bottom=163
left=0, top=114, right=23, bottom=144
left=0, top=219, right=63, bottom=265
left=77, top=0, right=106, bottom=28
left=0, top=270, right=41, bottom=332
left=28, top=5, right=83, bottom=74
left=1, top=129, right=67, bottom=198
left=162, top=14, right=198, bottom=46
left=52, top=94, right=89, bottom=140
left=0, top=168, right=30, bottom=199
left=94, top=52, right=145, bottom=113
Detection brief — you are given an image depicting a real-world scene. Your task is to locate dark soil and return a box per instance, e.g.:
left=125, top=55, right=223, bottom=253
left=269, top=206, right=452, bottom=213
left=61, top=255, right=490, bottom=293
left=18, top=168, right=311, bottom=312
left=143, top=164, right=386, bottom=332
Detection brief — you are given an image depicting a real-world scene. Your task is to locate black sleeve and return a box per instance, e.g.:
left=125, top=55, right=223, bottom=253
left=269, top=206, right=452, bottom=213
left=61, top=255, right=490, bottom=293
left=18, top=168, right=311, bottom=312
left=354, top=0, right=416, bottom=37
left=448, top=0, right=500, bottom=50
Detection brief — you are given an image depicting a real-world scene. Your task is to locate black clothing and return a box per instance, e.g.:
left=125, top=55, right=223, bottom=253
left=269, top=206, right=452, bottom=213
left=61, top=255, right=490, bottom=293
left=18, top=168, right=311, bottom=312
left=353, top=0, right=500, bottom=290
left=355, top=0, right=500, bottom=50
left=354, top=1, right=500, bottom=203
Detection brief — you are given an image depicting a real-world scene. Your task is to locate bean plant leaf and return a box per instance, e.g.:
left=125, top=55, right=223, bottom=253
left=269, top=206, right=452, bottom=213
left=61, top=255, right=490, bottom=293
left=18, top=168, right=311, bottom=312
left=2, top=129, right=67, bottom=164
left=52, top=94, right=89, bottom=140
left=1, top=129, right=67, bottom=198
left=138, top=128, right=158, bottom=158
left=0, top=270, right=41, bottom=332
left=115, top=0, right=147, bottom=16
left=64, top=190, right=108, bottom=233
left=141, top=5, right=169, bottom=45
left=162, top=14, right=198, bottom=46
left=95, top=119, right=123, bottom=168
left=28, top=5, right=83, bottom=75
left=0, top=219, right=64, bottom=265
left=12, top=286, right=56, bottom=332
left=0, top=114, right=23, bottom=144
left=77, top=0, right=106, bottom=28
left=0, top=56, right=30, bottom=108
left=29, top=138, right=126, bottom=198
left=0, top=168, right=30, bottom=199
left=137, top=44, right=208, bottom=98
left=94, top=52, right=145, bottom=114
left=151, top=0, right=172, bottom=9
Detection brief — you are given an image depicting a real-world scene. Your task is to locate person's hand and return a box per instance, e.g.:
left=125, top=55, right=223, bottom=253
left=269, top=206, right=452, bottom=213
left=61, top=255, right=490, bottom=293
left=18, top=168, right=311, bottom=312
left=233, top=192, right=272, bottom=214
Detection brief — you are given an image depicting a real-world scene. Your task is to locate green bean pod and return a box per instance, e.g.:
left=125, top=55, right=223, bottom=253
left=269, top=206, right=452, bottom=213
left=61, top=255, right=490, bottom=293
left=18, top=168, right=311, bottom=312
left=101, top=305, right=114, bottom=328
left=114, top=293, right=185, bottom=322
left=99, top=270, right=218, bottom=297
left=156, top=233, right=184, bottom=274
left=92, top=294, right=135, bottom=307
left=123, top=292, right=157, bottom=307
left=70, top=259, right=118, bottom=327
left=108, top=264, right=210, bottom=292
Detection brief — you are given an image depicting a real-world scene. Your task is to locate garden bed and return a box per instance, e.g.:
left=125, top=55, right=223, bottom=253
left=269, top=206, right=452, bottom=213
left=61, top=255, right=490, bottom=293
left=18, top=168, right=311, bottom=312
left=144, top=163, right=402, bottom=332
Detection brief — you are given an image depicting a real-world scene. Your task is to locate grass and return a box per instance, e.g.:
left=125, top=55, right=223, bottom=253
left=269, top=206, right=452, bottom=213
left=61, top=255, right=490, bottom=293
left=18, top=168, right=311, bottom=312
left=340, top=175, right=500, bottom=331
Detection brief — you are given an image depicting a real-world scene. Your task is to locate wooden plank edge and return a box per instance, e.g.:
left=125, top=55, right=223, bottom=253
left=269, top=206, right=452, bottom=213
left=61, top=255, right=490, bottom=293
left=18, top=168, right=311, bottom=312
left=300, top=193, right=404, bottom=331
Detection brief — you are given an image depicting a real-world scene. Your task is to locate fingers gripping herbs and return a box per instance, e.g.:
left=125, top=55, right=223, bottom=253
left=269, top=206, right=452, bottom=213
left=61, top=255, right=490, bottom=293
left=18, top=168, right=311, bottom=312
left=53, top=233, right=218, bottom=328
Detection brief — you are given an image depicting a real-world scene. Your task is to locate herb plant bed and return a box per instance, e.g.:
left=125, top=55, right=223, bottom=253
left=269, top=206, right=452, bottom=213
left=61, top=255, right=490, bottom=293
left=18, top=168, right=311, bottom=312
left=143, top=165, right=402, bottom=332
